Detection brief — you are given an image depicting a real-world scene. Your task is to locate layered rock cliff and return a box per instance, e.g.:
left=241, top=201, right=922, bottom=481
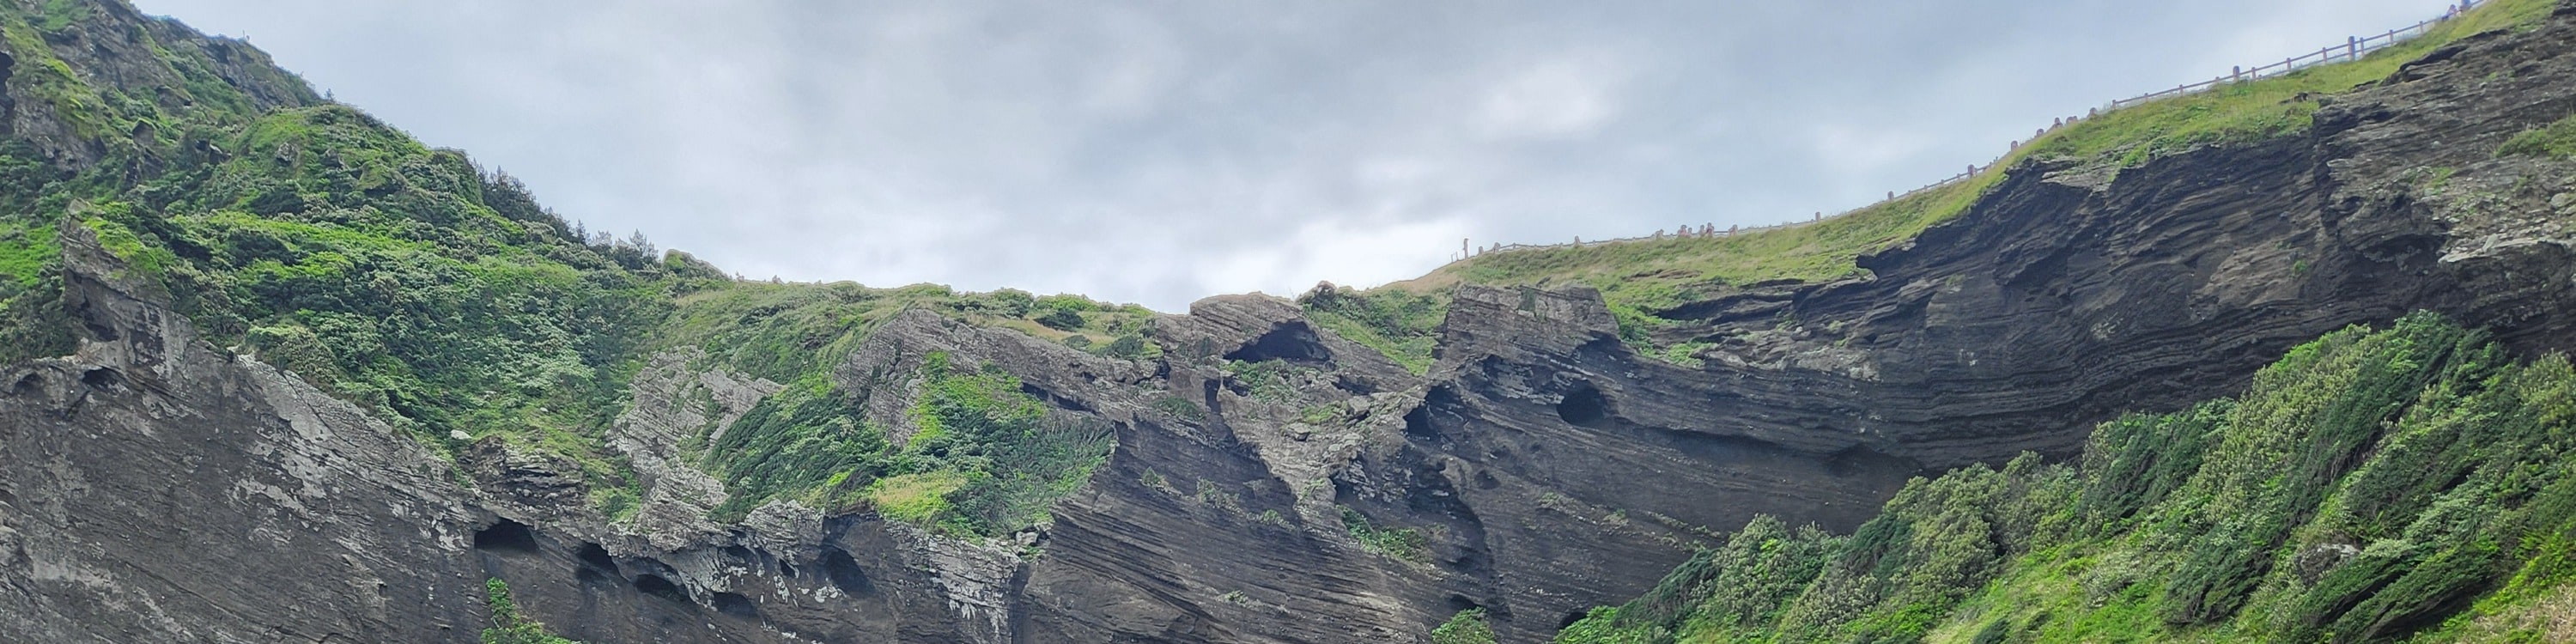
left=8, top=1, right=2576, bottom=643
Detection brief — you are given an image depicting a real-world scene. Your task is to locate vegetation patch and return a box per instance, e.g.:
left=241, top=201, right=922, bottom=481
left=702, top=377, right=887, bottom=519
left=1225, top=359, right=1312, bottom=403
left=1297, top=283, right=1447, bottom=374
left=1432, top=608, right=1499, bottom=644
left=1342, top=506, right=1430, bottom=562
left=692, top=351, right=1115, bottom=537
left=482, top=578, right=584, bottom=644
left=878, top=352, right=1116, bottom=537
left=865, top=471, right=967, bottom=525
left=2498, top=112, right=2576, bottom=161
left=2043, top=0, right=2554, bottom=169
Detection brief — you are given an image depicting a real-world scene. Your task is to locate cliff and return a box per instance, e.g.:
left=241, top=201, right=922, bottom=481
left=5, top=0, right=2576, bottom=643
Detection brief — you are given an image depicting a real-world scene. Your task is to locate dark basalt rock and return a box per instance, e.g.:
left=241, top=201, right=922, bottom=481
left=11, top=3, right=2576, bottom=644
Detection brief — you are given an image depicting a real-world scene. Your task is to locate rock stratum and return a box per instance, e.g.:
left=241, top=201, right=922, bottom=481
left=8, top=1, right=2576, bottom=643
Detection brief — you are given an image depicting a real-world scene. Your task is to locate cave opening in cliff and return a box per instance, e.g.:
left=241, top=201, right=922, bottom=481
left=1555, top=382, right=1612, bottom=428
left=1401, top=404, right=1438, bottom=441
left=78, top=318, right=118, bottom=343
left=471, top=519, right=541, bottom=554
left=710, top=592, right=759, bottom=618
left=633, top=574, right=691, bottom=605
left=576, top=542, right=617, bottom=573
left=820, top=548, right=876, bottom=595
left=1224, top=323, right=1333, bottom=364
left=1558, top=611, right=1590, bottom=629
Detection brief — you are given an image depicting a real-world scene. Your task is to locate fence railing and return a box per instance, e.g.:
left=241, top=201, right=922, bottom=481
left=2105, top=11, right=2454, bottom=111
left=1458, top=1, right=2480, bottom=263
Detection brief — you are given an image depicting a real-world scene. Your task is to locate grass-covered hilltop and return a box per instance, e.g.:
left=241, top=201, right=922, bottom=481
left=0, top=96, right=1154, bottom=537
left=1313, top=0, right=2563, bottom=372
left=10, top=0, right=2576, bottom=641
left=0, top=0, right=1167, bottom=542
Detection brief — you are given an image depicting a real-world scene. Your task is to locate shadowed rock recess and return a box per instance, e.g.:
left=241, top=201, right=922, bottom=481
left=11, top=0, right=2576, bottom=642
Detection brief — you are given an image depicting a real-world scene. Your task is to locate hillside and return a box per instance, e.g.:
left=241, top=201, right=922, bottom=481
left=7, top=0, right=2576, bottom=643
left=1315, top=0, right=2563, bottom=371
left=1545, top=313, right=2576, bottom=643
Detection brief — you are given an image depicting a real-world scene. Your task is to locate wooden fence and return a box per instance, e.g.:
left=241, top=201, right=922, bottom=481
left=2106, top=8, right=2460, bottom=110
left=1459, top=1, right=2479, bottom=262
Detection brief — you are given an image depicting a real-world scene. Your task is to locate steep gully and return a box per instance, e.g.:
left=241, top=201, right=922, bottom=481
left=9, top=4, right=2576, bottom=643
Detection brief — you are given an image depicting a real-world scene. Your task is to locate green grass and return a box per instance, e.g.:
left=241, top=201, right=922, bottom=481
left=82, top=211, right=175, bottom=277
left=1297, top=284, right=1446, bottom=374
left=1433, top=608, right=1500, bottom=644
left=2, top=16, right=112, bottom=141
left=0, top=222, right=55, bottom=289
left=1342, top=506, right=1430, bottom=562
left=1416, top=173, right=1990, bottom=314
left=698, top=349, right=1115, bottom=536
left=866, top=471, right=966, bottom=525
left=34, top=0, right=81, bottom=33
left=482, top=578, right=584, bottom=644
left=2498, top=112, right=2576, bottom=160
left=2038, top=0, right=2555, bottom=168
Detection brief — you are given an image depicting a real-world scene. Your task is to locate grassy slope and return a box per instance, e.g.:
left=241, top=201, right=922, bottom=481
left=1542, top=313, right=2576, bottom=644
left=0, top=0, right=307, bottom=363
left=1316, top=0, right=2557, bottom=369
left=0, top=1, right=1148, bottom=538
left=100, top=103, right=1139, bottom=535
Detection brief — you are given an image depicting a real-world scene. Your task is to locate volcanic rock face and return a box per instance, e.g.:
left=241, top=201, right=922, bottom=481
left=0, top=223, right=487, bottom=642
left=9, top=3, right=2576, bottom=644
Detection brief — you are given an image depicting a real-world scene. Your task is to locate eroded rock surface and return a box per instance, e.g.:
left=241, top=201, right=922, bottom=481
left=12, top=3, right=2576, bottom=644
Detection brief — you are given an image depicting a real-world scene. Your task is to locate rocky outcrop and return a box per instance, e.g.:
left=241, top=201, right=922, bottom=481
left=0, top=221, right=1106, bottom=644
left=13, top=3, right=2576, bottom=644
left=0, top=222, right=488, bottom=642
left=1338, top=10, right=2576, bottom=638
left=827, top=304, right=1443, bottom=643
left=600, top=347, right=782, bottom=551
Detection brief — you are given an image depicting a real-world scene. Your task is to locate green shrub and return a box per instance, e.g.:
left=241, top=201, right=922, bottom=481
left=1104, top=333, right=1147, bottom=358
left=857, top=352, right=1116, bottom=537
left=2497, top=113, right=2576, bottom=160
left=1035, top=307, right=1085, bottom=331
left=1297, top=283, right=1446, bottom=374
left=1341, top=506, right=1428, bottom=562
left=702, top=378, right=888, bottom=519
left=482, top=578, right=582, bottom=644
left=1431, top=608, right=1498, bottom=644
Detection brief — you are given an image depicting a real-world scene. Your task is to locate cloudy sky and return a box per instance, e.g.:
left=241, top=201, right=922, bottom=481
left=132, top=0, right=2455, bottom=311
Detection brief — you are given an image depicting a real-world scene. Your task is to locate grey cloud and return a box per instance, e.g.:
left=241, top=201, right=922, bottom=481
left=133, top=0, right=2450, bottom=310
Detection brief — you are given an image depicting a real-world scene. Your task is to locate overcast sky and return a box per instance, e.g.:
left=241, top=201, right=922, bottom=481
left=131, top=0, right=2455, bottom=311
